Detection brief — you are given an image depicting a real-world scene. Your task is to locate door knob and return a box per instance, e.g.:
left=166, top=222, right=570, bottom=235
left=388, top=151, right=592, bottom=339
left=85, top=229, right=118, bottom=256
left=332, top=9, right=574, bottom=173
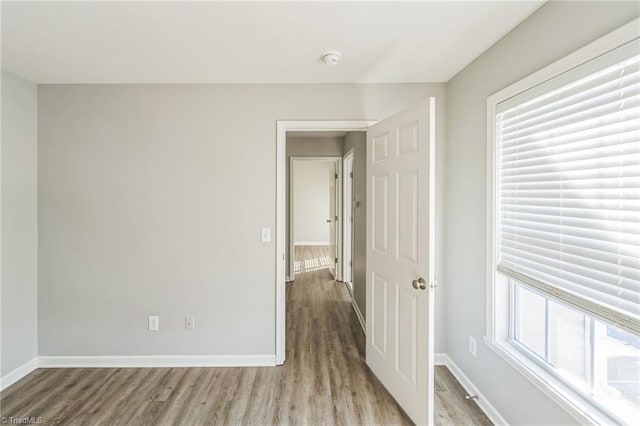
left=412, top=277, right=427, bottom=290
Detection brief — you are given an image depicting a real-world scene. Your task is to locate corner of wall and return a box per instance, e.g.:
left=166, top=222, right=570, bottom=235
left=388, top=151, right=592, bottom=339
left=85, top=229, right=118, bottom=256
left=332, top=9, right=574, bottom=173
left=1, top=70, right=39, bottom=379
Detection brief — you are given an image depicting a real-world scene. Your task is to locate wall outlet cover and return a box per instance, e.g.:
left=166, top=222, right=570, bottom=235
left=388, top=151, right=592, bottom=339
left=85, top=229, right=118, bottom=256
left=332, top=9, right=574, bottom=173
left=185, top=315, right=195, bottom=331
left=468, top=336, right=477, bottom=357
left=148, top=315, right=159, bottom=331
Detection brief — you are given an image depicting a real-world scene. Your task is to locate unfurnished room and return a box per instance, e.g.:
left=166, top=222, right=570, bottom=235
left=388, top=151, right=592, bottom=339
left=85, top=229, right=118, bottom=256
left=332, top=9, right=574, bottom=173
left=1, top=1, right=639, bottom=425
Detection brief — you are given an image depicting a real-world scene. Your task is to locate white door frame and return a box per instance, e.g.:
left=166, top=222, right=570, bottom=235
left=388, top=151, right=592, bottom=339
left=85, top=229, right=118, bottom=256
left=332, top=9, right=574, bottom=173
left=342, top=148, right=355, bottom=287
left=289, top=156, right=343, bottom=282
left=276, top=120, right=375, bottom=365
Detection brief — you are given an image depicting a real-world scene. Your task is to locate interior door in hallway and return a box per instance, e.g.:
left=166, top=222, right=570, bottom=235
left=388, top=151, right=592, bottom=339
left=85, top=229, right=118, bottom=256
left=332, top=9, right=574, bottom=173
left=328, top=161, right=338, bottom=278
left=343, top=152, right=354, bottom=284
left=366, top=99, right=435, bottom=425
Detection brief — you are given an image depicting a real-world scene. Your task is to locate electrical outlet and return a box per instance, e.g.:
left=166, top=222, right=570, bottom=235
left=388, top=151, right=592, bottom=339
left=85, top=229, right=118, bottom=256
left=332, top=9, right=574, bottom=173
left=185, top=316, right=195, bottom=331
left=468, top=336, right=477, bottom=357
left=148, top=315, right=159, bottom=331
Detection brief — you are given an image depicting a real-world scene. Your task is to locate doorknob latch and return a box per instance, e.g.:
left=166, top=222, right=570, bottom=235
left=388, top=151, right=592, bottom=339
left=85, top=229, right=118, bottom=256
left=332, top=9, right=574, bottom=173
left=430, top=280, right=439, bottom=289
left=412, top=277, right=427, bottom=290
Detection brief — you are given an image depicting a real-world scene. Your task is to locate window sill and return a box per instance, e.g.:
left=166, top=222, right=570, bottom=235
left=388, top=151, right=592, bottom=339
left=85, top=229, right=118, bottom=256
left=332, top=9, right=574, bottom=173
left=483, top=336, right=613, bottom=425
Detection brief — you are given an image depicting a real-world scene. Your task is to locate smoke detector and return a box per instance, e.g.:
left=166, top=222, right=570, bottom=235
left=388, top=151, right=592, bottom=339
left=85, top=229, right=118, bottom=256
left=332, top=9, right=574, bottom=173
left=321, top=50, right=342, bottom=65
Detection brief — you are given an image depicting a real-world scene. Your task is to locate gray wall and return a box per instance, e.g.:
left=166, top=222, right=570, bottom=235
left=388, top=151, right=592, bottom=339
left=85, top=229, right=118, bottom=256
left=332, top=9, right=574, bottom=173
left=343, top=132, right=366, bottom=318
left=285, top=136, right=344, bottom=278
left=1, top=71, right=38, bottom=376
left=287, top=137, right=344, bottom=157
left=445, top=2, right=640, bottom=425
left=38, top=83, right=446, bottom=356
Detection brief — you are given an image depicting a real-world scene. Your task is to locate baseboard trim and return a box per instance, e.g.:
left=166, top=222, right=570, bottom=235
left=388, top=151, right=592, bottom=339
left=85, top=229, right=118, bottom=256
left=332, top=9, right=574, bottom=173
left=0, top=358, right=38, bottom=392
left=38, top=354, right=276, bottom=368
left=8, top=353, right=505, bottom=424
left=294, top=242, right=330, bottom=246
left=342, top=281, right=366, bottom=335
left=437, top=353, right=508, bottom=425
left=351, top=300, right=366, bottom=335
left=434, top=353, right=448, bottom=366
left=345, top=281, right=353, bottom=293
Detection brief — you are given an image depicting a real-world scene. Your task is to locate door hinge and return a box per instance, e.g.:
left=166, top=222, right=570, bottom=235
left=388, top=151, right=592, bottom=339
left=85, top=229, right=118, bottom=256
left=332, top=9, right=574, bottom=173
left=349, top=260, right=353, bottom=266
left=335, top=173, right=338, bottom=179
left=335, top=215, right=338, bottom=221
left=335, top=257, right=338, bottom=264
left=350, top=172, right=353, bottom=178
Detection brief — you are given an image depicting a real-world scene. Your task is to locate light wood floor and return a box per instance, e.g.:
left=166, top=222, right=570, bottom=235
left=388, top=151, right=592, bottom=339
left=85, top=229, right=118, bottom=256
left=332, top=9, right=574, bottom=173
left=0, top=246, right=491, bottom=425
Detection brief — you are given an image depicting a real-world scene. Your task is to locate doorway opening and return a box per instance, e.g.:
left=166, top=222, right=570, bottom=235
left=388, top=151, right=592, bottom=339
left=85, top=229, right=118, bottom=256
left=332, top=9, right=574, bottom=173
left=289, top=156, right=342, bottom=281
left=277, top=100, right=438, bottom=426
left=276, top=121, right=373, bottom=365
left=276, top=102, right=437, bottom=425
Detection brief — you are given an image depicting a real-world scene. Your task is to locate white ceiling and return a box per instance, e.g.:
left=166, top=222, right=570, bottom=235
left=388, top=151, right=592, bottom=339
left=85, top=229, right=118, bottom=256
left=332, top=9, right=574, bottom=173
left=1, top=1, right=544, bottom=84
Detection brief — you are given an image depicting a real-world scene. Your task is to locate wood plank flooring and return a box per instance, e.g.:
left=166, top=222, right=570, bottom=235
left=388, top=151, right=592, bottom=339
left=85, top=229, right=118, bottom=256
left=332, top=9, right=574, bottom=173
left=0, top=246, right=491, bottom=425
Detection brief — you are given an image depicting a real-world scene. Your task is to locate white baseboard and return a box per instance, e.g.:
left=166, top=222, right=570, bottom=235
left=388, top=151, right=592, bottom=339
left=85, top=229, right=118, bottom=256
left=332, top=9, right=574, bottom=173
left=437, top=353, right=508, bottom=426
left=38, top=354, right=276, bottom=368
left=342, top=281, right=366, bottom=334
left=351, top=300, right=366, bottom=334
left=0, top=358, right=38, bottom=392
left=1, top=350, right=504, bottom=426
left=434, top=353, right=448, bottom=366
left=344, top=280, right=354, bottom=298
left=344, top=281, right=353, bottom=293
left=294, top=242, right=330, bottom=246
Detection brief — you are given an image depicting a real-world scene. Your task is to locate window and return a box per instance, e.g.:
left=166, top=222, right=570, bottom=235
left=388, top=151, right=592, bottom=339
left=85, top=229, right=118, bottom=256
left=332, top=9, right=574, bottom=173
left=512, top=281, right=640, bottom=423
left=487, top=19, right=640, bottom=425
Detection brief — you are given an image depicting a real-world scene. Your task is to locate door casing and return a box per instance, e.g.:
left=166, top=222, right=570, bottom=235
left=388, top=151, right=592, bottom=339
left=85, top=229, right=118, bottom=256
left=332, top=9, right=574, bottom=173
left=276, top=120, right=375, bottom=365
left=342, top=149, right=355, bottom=287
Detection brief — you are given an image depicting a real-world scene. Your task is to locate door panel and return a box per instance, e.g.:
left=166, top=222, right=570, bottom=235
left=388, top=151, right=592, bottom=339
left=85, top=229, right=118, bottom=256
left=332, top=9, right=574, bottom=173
left=373, top=133, right=390, bottom=163
left=366, top=100, right=435, bottom=425
left=398, top=122, right=419, bottom=156
left=328, top=161, right=337, bottom=278
left=397, top=171, right=419, bottom=264
left=396, top=285, right=418, bottom=387
left=372, top=272, right=389, bottom=357
left=372, top=175, right=389, bottom=254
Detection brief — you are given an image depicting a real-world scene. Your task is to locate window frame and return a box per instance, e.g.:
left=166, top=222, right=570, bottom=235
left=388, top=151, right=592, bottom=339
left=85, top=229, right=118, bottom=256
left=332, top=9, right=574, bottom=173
left=485, top=18, right=640, bottom=425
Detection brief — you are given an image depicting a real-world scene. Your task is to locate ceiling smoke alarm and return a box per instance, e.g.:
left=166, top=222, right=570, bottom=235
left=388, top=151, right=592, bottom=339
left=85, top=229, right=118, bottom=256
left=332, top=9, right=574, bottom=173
left=321, top=50, right=342, bottom=65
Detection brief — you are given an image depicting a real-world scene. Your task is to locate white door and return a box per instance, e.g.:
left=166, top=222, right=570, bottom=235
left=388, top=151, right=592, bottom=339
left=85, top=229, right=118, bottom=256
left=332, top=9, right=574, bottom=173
left=343, top=153, right=354, bottom=284
left=328, top=161, right=338, bottom=278
left=366, top=99, right=435, bottom=425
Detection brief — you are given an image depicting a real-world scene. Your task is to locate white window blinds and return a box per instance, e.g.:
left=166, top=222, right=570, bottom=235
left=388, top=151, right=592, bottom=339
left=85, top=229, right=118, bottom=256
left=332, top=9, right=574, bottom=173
left=495, top=39, right=640, bottom=335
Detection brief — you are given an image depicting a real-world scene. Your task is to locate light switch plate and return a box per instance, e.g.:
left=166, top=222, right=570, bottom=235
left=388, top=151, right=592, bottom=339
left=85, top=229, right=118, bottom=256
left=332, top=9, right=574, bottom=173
left=261, top=227, right=271, bottom=243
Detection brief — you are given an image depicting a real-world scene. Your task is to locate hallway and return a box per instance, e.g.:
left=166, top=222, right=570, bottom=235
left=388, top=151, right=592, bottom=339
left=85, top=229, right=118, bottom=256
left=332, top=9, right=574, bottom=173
left=286, top=245, right=412, bottom=424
